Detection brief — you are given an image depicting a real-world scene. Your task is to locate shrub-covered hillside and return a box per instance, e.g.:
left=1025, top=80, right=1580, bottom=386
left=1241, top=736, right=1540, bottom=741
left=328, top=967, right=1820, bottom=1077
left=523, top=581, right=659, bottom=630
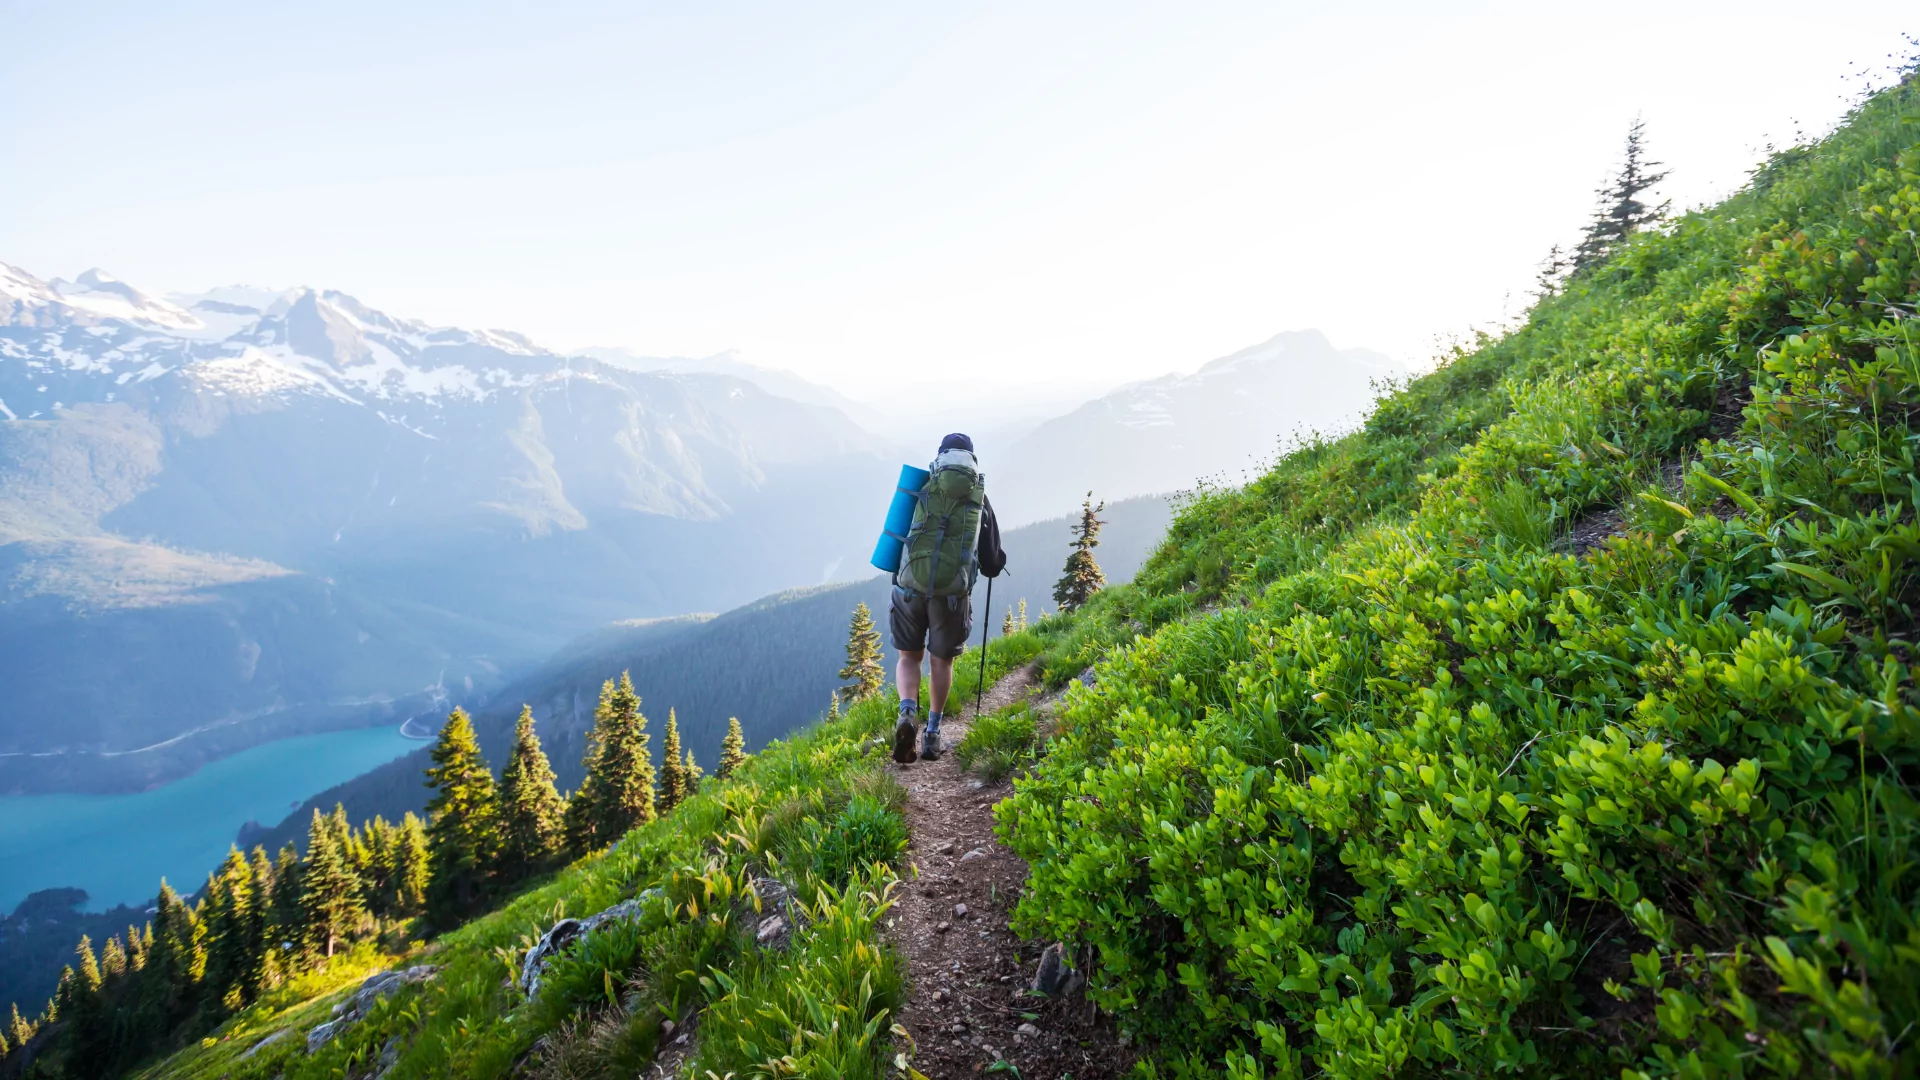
left=1000, top=72, right=1920, bottom=1077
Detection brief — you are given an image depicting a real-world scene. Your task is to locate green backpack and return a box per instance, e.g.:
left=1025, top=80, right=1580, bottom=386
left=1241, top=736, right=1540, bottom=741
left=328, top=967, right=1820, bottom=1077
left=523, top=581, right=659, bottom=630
left=896, top=457, right=986, bottom=597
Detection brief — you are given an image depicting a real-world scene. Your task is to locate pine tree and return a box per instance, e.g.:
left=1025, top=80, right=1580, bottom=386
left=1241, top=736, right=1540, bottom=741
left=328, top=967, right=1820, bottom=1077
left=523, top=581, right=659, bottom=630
left=1534, top=243, right=1571, bottom=298
left=360, top=816, right=397, bottom=914
left=837, top=603, right=885, bottom=703
left=141, top=881, right=204, bottom=1025
left=204, top=847, right=260, bottom=1005
left=300, top=810, right=365, bottom=959
left=125, top=923, right=149, bottom=972
left=1017, top=599, right=1028, bottom=630
left=425, top=708, right=501, bottom=922
left=1003, top=607, right=1016, bottom=635
left=718, top=717, right=748, bottom=779
left=394, top=813, right=430, bottom=916
left=567, top=673, right=655, bottom=854
left=1053, top=492, right=1107, bottom=611
left=1572, top=117, right=1670, bottom=275
left=659, top=709, right=687, bottom=813
left=74, top=936, right=102, bottom=996
left=682, top=747, right=703, bottom=791
left=7, top=1003, right=30, bottom=1050
left=497, top=705, right=566, bottom=881
left=101, top=933, right=128, bottom=979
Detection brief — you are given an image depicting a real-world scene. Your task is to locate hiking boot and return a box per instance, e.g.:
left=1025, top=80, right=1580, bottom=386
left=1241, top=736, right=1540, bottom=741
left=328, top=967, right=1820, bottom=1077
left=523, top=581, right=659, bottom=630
left=920, top=728, right=942, bottom=760
left=892, top=718, right=919, bottom=763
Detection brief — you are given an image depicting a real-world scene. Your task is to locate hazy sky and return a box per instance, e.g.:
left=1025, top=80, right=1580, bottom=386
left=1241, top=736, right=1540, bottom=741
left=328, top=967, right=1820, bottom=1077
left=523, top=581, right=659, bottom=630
left=2, top=3, right=1912, bottom=398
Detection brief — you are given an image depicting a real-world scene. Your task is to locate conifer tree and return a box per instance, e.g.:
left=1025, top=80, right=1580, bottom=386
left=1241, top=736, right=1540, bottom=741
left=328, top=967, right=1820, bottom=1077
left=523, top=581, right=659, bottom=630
left=1003, top=607, right=1016, bottom=635
left=73, top=936, right=101, bottom=995
left=837, top=603, right=885, bottom=703
left=125, top=923, right=149, bottom=972
left=1572, top=117, right=1670, bottom=275
left=497, top=705, right=566, bottom=880
left=300, top=810, right=365, bottom=959
left=142, top=881, right=204, bottom=1024
left=659, top=709, right=688, bottom=813
left=0, top=1027, right=8, bottom=1059
left=718, top=717, right=748, bottom=779
left=62, top=936, right=107, bottom=1073
left=7, top=1003, right=29, bottom=1051
left=1053, top=492, right=1107, bottom=611
left=394, top=813, right=430, bottom=916
left=568, top=673, right=655, bottom=853
left=1018, top=599, right=1028, bottom=630
left=424, top=708, right=501, bottom=922
left=102, top=933, right=128, bottom=979
left=204, top=847, right=260, bottom=1004
left=682, top=747, right=703, bottom=792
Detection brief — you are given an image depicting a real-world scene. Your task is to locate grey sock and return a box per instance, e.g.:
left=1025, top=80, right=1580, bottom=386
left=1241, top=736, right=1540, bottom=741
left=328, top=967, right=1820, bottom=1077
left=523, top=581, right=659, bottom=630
left=899, top=699, right=917, bottom=720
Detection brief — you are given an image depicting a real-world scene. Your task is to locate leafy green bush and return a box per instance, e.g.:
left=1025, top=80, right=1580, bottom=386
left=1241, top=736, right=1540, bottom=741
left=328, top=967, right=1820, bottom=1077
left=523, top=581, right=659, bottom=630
left=954, top=705, right=1039, bottom=782
left=1001, top=75, right=1920, bottom=1079
left=809, top=795, right=910, bottom=887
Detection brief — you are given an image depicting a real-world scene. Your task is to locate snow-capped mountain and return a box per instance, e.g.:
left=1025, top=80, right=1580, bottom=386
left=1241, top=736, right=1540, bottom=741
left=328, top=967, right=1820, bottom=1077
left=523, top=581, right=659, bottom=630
left=990, top=330, right=1404, bottom=524
left=0, top=262, right=893, bottom=794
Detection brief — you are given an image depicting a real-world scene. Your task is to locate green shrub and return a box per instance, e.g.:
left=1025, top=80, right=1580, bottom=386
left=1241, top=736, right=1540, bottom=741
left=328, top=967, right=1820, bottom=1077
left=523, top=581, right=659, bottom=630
left=954, top=705, right=1039, bottom=782
left=1001, top=75, right=1920, bottom=1079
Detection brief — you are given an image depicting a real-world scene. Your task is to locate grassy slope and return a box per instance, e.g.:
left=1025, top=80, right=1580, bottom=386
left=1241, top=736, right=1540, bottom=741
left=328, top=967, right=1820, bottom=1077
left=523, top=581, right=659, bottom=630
left=1000, top=75, right=1920, bottom=1078
left=134, top=630, right=1040, bottom=1080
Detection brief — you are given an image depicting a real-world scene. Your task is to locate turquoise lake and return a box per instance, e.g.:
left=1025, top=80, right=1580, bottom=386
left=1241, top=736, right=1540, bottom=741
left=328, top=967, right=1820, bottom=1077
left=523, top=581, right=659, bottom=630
left=0, top=726, right=417, bottom=913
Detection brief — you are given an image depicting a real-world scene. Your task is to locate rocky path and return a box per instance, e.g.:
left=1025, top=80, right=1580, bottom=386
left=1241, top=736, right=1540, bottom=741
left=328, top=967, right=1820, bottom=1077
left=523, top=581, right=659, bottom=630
left=890, top=665, right=1131, bottom=1079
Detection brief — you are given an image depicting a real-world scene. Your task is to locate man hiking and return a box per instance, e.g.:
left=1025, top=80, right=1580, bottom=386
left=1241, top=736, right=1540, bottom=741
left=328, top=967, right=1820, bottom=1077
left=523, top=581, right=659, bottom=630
left=891, top=432, right=1006, bottom=763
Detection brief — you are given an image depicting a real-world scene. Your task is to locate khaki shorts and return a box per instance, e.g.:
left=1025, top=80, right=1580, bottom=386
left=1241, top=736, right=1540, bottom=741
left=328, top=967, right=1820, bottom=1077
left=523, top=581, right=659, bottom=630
left=889, top=585, right=973, bottom=659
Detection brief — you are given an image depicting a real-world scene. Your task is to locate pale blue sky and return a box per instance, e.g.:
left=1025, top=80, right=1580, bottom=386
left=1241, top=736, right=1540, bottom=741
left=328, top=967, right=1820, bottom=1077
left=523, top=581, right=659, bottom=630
left=2, top=3, right=1912, bottom=397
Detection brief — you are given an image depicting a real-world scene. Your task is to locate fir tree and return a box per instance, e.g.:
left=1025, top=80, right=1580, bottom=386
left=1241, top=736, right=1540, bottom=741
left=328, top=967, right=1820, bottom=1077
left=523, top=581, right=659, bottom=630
left=568, top=673, right=655, bottom=854
left=74, top=935, right=101, bottom=996
left=125, top=923, right=149, bottom=972
left=300, top=810, right=365, bottom=959
left=718, top=717, right=748, bottom=779
left=61, top=936, right=107, bottom=1074
left=0, top=1027, right=8, bottom=1059
left=7, top=1003, right=30, bottom=1051
left=203, top=847, right=261, bottom=1005
left=424, top=708, right=501, bottom=922
left=659, top=709, right=688, bottom=813
left=1017, top=599, right=1028, bottom=630
left=497, top=705, right=566, bottom=880
left=837, top=603, right=885, bottom=703
left=1572, top=117, right=1670, bottom=275
left=1003, top=607, right=1016, bottom=635
left=141, top=881, right=204, bottom=1025
left=682, top=747, right=703, bottom=792
left=1534, top=243, right=1571, bottom=298
left=394, top=813, right=430, bottom=916
left=1053, top=492, right=1107, bottom=612
left=101, top=933, right=128, bottom=979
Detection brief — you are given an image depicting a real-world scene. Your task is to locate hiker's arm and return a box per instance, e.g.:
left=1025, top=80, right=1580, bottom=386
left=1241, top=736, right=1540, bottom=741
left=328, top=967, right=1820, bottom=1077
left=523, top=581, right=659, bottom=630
left=977, top=496, right=1007, bottom=578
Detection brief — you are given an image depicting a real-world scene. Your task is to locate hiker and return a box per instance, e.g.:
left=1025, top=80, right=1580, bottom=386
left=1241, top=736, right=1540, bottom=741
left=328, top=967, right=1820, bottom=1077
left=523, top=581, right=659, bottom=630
left=891, top=432, right=1006, bottom=762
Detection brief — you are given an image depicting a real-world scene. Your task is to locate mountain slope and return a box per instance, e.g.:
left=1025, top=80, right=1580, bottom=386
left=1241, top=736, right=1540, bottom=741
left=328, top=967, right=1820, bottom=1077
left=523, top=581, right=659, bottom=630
left=0, top=266, right=893, bottom=792
left=992, top=329, right=1403, bottom=524
left=239, top=494, right=1174, bottom=856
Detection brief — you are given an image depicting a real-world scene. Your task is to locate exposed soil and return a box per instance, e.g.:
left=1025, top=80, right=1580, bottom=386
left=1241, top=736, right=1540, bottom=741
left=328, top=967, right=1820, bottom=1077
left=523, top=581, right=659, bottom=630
left=889, top=665, right=1133, bottom=1079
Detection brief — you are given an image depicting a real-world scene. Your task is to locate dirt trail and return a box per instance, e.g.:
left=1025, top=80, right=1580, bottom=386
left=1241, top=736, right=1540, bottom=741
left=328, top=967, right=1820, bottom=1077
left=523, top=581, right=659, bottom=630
left=889, top=665, right=1131, bottom=1079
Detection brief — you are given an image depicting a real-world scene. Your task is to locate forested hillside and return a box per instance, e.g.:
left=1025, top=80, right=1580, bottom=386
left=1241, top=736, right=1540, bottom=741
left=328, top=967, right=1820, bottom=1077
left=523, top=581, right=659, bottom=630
left=241, top=494, right=1172, bottom=857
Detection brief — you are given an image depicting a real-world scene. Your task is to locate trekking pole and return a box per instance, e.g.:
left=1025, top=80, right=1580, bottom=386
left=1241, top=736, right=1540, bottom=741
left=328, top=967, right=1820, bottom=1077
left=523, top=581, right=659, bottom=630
left=974, top=576, right=994, bottom=720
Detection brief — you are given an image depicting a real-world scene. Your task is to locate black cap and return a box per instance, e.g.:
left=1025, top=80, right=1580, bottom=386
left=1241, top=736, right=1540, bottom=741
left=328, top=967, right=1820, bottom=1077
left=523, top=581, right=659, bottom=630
left=938, top=432, right=974, bottom=454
